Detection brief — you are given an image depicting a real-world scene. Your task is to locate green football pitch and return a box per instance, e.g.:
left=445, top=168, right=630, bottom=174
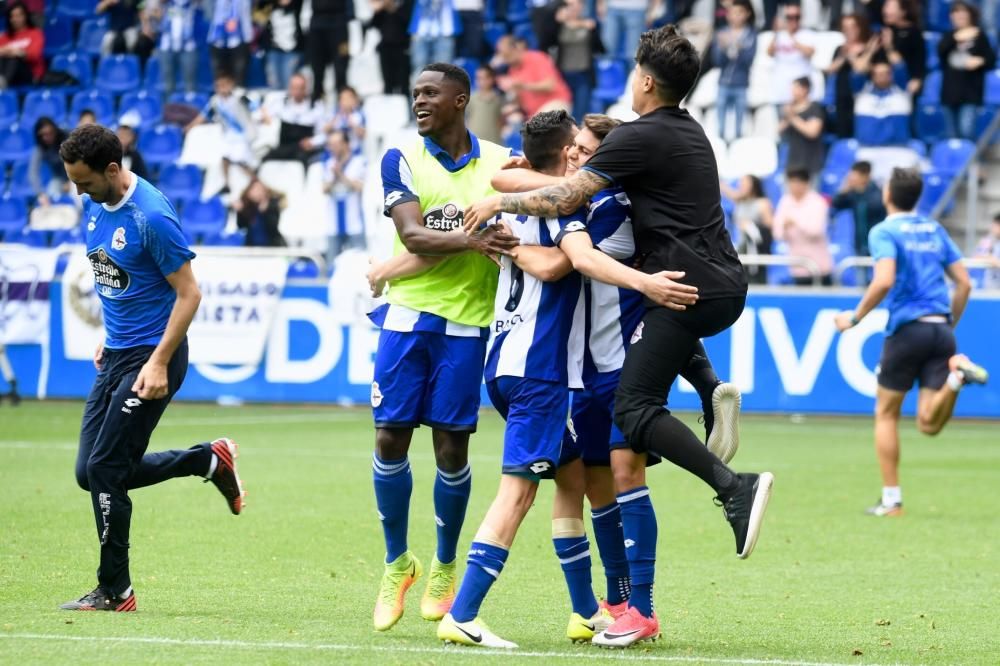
left=1, top=402, right=997, bottom=665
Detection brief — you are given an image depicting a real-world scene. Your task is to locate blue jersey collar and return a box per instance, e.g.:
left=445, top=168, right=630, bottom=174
left=423, top=131, right=481, bottom=172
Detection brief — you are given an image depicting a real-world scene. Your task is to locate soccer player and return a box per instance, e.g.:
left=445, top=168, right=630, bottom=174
left=368, top=62, right=521, bottom=631
left=57, top=125, right=245, bottom=612
left=464, top=25, right=774, bottom=647
left=834, top=167, right=988, bottom=516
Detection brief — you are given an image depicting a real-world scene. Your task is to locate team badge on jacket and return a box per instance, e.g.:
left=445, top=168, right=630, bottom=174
left=112, top=227, right=127, bottom=251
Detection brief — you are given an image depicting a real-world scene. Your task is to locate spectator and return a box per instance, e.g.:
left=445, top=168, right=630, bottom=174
left=322, top=130, right=367, bottom=261
left=325, top=86, right=366, bottom=151
left=115, top=112, right=151, bottom=181
left=555, top=0, right=599, bottom=123
left=77, top=109, right=98, bottom=126
left=826, top=12, right=872, bottom=138
left=875, top=0, right=925, bottom=97
left=767, top=5, right=816, bottom=109
left=308, top=0, right=353, bottom=101
left=184, top=72, right=258, bottom=194
left=259, top=0, right=304, bottom=91
left=854, top=61, right=911, bottom=146
left=467, top=65, right=504, bottom=143
left=408, top=0, right=460, bottom=79
left=455, top=0, right=485, bottom=59
left=367, top=0, right=411, bottom=95
left=779, top=76, right=825, bottom=178
left=261, top=72, right=326, bottom=165
left=773, top=168, right=834, bottom=285
left=975, top=213, right=1000, bottom=289
left=96, top=0, right=141, bottom=55
left=597, top=0, right=648, bottom=59
left=531, top=0, right=563, bottom=54
left=493, top=35, right=572, bottom=117
left=0, top=2, right=44, bottom=88
left=18, top=0, right=43, bottom=27
left=721, top=174, right=774, bottom=284
left=710, top=0, right=756, bottom=142
left=30, top=117, right=68, bottom=207
left=830, top=160, right=886, bottom=257
left=234, top=178, right=287, bottom=247
left=207, top=0, right=254, bottom=85
left=939, top=1, right=996, bottom=140
left=153, top=0, right=201, bottom=97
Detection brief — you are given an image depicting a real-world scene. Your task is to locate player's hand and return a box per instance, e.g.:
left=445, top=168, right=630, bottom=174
left=132, top=360, right=169, bottom=400
left=366, top=256, right=387, bottom=297
left=834, top=310, right=856, bottom=332
left=93, top=342, right=105, bottom=371
left=501, top=155, right=531, bottom=170
left=640, top=271, right=699, bottom=310
left=467, top=224, right=520, bottom=267
left=463, top=195, right=503, bottom=233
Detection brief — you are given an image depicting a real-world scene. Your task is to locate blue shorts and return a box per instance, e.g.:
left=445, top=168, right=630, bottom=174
left=486, top=376, right=569, bottom=480
left=560, top=370, right=623, bottom=467
left=372, top=329, right=487, bottom=431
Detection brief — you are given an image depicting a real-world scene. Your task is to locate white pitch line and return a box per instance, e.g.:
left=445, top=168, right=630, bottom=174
left=158, top=413, right=359, bottom=427
left=0, top=633, right=911, bottom=666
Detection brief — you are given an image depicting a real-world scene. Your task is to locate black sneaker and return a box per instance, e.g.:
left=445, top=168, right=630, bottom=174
left=7, top=390, right=20, bottom=406
left=206, top=438, right=246, bottom=515
left=715, top=472, right=774, bottom=559
left=60, top=587, right=137, bottom=612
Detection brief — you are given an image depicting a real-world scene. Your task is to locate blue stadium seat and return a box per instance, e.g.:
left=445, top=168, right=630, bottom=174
left=168, top=91, right=209, bottom=110
left=818, top=168, right=843, bottom=197
left=143, top=55, right=171, bottom=93
left=829, top=209, right=856, bottom=262
left=21, top=89, right=68, bottom=127
left=287, top=258, right=320, bottom=279
left=0, top=194, right=28, bottom=240
left=824, top=138, right=859, bottom=175
left=930, top=138, right=975, bottom=175
left=43, top=15, right=75, bottom=57
left=118, top=90, right=162, bottom=128
left=917, top=170, right=953, bottom=215
left=97, top=55, right=142, bottom=94
left=919, top=70, right=942, bottom=105
left=512, top=22, right=537, bottom=50
left=761, top=173, right=782, bottom=207
left=71, top=89, right=116, bottom=126
left=76, top=17, right=108, bottom=58
left=976, top=106, right=999, bottom=143
left=13, top=228, right=51, bottom=247
left=0, top=91, right=18, bottom=126
left=593, top=58, right=628, bottom=106
left=158, top=164, right=203, bottom=204
left=138, top=124, right=183, bottom=167
left=985, top=69, right=1000, bottom=107
left=0, top=125, right=33, bottom=164
left=246, top=51, right=267, bottom=89
left=56, top=0, right=99, bottom=19
left=915, top=104, right=947, bottom=144
left=925, top=32, right=941, bottom=72
left=906, top=138, right=928, bottom=156
left=182, top=196, right=227, bottom=239
left=507, top=0, right=530, bottom=23
left=52, top=227, right=85, bottom=246
left=926, top=0, right=951, bottom=32
left=203, top=230, right=245, bottom=246
left=453, top=58, right=480, bottom=85
left=51, top=52, right=93, bottom=88
left=767, top=241, right=793, bottom=285
left=9, top=161, right=52, bottom=199
left=484, top=22, right=507, bottom=49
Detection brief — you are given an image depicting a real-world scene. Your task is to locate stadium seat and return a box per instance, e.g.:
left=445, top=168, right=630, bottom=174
left=9, top=161, right=52, bottom=199
left=919, top=70, right=942, bottom=105
left=985, top=70, right=1000, bottom=107
left=178, top=123, right=224, bottom=167
left=56, top=0, right=99, bottom=19
left=767, top=241, right=793, bottom=285
left=13, top=228, right=51, bottom=247
left=687, top=68, right=719, bottom=111
left=246, top=51, right=267, bottom=89
left=762, top=173, right=782, bottom=207
left=930, top=139, right=975, bottom=175
left=76, top=17, right=108, bottom=58
left=512, top=22, right=537, bottom=50
left=21, top=89, right=68, bottom=127
left=925, top=32, right=941, bottom=71
left=0, top=91, right=17, bottom=126
left=926, top=0, right=951, bottom=32
left=287, top=258, right=320, bottom=279
left=118, top=90, right=162, bottom=128
left=258, top=160, right=306, bottom=201
left=976, top=106, right=1000, bottom=143
left=51, top=52, right=93, bottom=89
left=917, top=170, right=953, bottom=215
left=818, top=168, right=843, bottom=197
left=811, top=30, right=846, bottom=71
left=829, top=209, right=856, bottom=261
left=824, top=138, right=859, bottom=175
left=915, top=104, right=947, bottom=144
left=0, top=194, right=28, bottom=240
left=43, top=15, right=75, bottom=57
left=143, top=54, right=164, bottom=92
left=507, top=0, right=530, bottom=23
left=138, top=124, right=183, bottom=167
left=593, top=58, right=629, bottom=106
left=51, top=227, right=84, bottom=246
left=96, top=55, right=142, bottom=94
left=182, top=196, right=227, bottom=239
left=158, top=164, right=204, bottom=205
left=484, top=22, right=506, bottom=49
left=203, top=230, right=245, bottom=246
left=0, top=124, right=35, bottom=165
left=906, top=138, right=928, bottom=156
left=71, top=89, right=116, bottom=126
left=725, top=137, right=778, bottom=178
left=168, top=91, right=209, bottom=111
left=453, top=58, right=479, bottom=85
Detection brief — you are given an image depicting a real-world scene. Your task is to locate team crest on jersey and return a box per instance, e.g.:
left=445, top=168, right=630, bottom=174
left=423, top=202, right=463, bottom=231
left=112, top=227, right=127, bottom=251
left=630, top=321, right=644, bottom=345
left=371, top=381, right=383, bottom=408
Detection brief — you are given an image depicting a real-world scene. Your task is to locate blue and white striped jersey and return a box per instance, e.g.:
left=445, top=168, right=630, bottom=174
left=580, top=188, right=645, bottom=380
left=484, top=211, right=585, bottom=387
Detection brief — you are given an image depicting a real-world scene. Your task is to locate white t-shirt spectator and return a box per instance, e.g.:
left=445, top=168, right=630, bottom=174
left=770, top=29, right=817, bottom=105
left=323, top=152, right=367, bottom=238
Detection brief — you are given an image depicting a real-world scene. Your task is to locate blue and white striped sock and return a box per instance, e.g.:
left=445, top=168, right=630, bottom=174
left=372, top=454, right=412, bottom=563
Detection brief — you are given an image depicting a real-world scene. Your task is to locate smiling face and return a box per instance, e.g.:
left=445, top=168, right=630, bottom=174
left=412, top=70, right=466, bottom=137
left=566, top=126, right=599, bottom=174
left=63, top=160, right=117, bottom=203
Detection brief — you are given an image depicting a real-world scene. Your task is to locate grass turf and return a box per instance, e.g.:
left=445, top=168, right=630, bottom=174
left=1, top=401, right=998, bottom=665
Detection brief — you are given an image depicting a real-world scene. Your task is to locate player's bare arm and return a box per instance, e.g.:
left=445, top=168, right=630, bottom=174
left=557, top=231, right=698, bottom=310
left=945, top=260, right=972, bottom=326
left=512, top=245, right=573, bottom=282
left=491, top=168, right=563, bottom=194
left=464, top=169, right=610, bottom=231
left=392, top=200, right=520, bottom=262
left=367, top=253, right=445, bottom=297
left=835, top=258, right=896, bottom=332
left=132, top=261, right=201, bottom=400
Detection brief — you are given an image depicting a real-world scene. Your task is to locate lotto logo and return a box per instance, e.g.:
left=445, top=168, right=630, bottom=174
left=384, top=191, right=404, bottom=208
left=125, top=398, right=142, bottom=408
left=529, top=461, right=551, bottom=474
left=624, top=538, right=636, bottom=548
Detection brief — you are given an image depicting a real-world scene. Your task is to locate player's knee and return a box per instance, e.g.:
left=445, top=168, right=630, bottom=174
left=432, top=433, right=469, bottom=471
left=375, top=429, right=410, bottom=460
left=75, top=465, right=90, bottom=491
left=917, top=418, right=943, bottom=436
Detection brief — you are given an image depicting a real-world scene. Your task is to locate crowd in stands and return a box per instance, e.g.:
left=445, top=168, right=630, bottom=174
left=1, top=0, right=1000, bottom=286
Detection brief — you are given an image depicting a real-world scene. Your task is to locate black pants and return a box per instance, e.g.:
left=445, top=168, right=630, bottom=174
left=75, top=340, right=210, bottom=595
left=0, top=56, right=33, bottom=87
left=379, top=44, right=410, bottom=95
left=210, top=43, right=250, bottom=85
left=456, top=10, right=485, bottom=59
left=309, top=20, right=350, bottom=101
left=614, top=296, right=745, bottom=455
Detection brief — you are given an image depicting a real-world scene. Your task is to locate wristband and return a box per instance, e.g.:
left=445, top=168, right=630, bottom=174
left=850, top=314, right=860, bottom=327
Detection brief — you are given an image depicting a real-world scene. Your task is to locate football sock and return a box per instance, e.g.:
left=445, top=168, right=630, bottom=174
left=617, top=487, right=657, bottom=618
left=946, top=371, right=964, bottom=392
left=372, top=454, right=412, bottom=563
left=434, top=464, right=472, bottom=564
left=644, top=411, right=739, bottom=496
left=553, top=520, right=599, bottom=618
left=882, top=486, right=902, bottom=506
left=450, top=541, right=508, bottom=622
left=591, top=502, right=630, bottom=605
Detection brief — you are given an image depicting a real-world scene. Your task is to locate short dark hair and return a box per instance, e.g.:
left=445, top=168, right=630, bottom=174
left=582, top=113, right=621, bottom=141
left=950, top=0, right=980, bottom=26
left=793, top=76, right=812, bottom=92
left=730, top=0, right=756, bottom=25
left=5, top=2, right=30, bottom=35
left=522, top=110, right=576, bottom=172
left=59, top=124, right=123, bottom=172
left=851, top=161, right=872, bottom=175
left=786, top=167, right=811, bottom=183
left=634, top=25, right=700, bottom=105
left=887, top=167, right=923, bottom=211
left=421, top=62, right=471, bottom=96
